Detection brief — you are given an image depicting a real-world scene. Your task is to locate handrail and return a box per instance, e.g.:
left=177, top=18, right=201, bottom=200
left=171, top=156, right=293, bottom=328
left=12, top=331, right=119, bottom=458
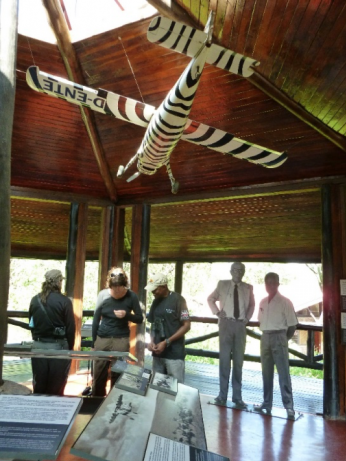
left=6, top=311, right=323, bottom=370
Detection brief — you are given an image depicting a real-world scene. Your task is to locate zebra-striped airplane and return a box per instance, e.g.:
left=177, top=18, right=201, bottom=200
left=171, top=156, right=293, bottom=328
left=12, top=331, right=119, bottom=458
left=26, top=13, right=287, bottom=194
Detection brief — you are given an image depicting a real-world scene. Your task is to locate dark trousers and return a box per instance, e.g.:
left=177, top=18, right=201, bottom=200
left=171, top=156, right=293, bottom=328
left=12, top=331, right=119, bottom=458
left=92, top=336, right=129, bottom=397
left=260, top=330, right=294, bottom=410
left=31, top=339, right=71, bottom=395
left=218, top=319, right=246, bottom=401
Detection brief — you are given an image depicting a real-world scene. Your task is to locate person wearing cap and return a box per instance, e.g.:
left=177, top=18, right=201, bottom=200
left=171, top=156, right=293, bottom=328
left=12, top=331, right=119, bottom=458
left=254, top=272, right=298, bottom=420
left=91, top=267, right=143, bottom=396
left=145, top=273, right=191, bottom=383
left=207, top=262, right=255, bottom=408
left=29, top=269, right=75, bottom=395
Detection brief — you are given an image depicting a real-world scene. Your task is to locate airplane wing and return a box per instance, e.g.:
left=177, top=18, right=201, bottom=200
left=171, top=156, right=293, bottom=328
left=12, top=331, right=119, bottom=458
left=26, top=66, right=156, bottom=128
left=182, top=119, right=287, bottom=168
left=147, top=16, right=259, bottom=77
left=26, top=66, right=286, bottom=168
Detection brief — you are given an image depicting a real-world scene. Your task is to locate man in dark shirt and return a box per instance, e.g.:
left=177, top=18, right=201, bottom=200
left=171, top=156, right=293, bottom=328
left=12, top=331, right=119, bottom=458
left=29, top=269, right=75, bottom=395
left=145, top=273, right=190, bottom=383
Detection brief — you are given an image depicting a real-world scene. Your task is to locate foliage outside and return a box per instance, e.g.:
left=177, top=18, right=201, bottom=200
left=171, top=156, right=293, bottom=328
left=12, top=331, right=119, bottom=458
left=8, top=259, right=323, bottom=379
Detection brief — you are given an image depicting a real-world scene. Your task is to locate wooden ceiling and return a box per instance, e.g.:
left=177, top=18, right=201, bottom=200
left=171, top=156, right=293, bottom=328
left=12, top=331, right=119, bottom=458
left=10, top=0, right=346, bottom=262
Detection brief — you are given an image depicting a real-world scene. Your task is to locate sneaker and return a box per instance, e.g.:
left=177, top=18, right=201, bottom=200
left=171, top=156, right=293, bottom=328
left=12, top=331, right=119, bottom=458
left=232, top=399, right=247, bottom=410
left=286, top=409, right=295, bottom=420
left=254, top=403, right=272, bottom=415
left=213, top=396, right=227, bottom=406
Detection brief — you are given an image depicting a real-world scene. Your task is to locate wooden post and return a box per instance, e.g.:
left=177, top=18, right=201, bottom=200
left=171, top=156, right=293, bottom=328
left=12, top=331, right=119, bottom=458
left=321, top=185, right=346, bottom=418
left=130, top=205, right=151, bottom=366
left=65, top=203, right=88, bottom=374
left=111, top=207, right=125, bottom=268
left=174, top=261, right=184, bottom=294
left=0, top=0, right=18, bottom=385
left=98, top=206, right=113, bottom=291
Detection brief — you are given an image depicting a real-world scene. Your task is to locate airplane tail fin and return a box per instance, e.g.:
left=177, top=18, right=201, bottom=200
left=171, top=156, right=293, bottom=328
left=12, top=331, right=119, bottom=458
left=147, top=16, right=259, bottom=77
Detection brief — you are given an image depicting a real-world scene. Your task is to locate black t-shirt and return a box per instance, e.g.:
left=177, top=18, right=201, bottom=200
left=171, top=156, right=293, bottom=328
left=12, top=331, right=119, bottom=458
left=29, top=292, right=76, bottom=349
left=147, top=291, right=190, bottom=360
left=92, top=289, right=143, bottom=344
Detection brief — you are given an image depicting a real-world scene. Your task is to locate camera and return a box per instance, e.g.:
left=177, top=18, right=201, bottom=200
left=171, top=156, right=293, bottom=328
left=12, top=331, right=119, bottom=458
left=53, top=326, right=66, bottom=337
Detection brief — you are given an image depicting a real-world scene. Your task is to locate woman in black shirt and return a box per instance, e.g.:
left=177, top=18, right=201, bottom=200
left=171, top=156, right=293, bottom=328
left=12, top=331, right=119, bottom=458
left=91, top=267, right=143, bottom=396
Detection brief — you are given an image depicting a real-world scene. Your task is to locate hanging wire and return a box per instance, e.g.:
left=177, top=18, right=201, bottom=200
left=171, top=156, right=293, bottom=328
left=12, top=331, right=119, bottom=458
left=118, top=36, right=145, bottom=103
left=26, top=37, right=36, bottom=66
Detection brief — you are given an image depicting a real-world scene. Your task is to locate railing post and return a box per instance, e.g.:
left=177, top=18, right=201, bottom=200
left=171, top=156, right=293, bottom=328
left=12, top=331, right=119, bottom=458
left=307, top=330, right=315, bottom=365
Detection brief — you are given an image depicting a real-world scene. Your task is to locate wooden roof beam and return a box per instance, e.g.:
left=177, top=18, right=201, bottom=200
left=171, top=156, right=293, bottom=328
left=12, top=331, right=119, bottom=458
left=249, top=71, right=346, bottom=153
left=41, top=0, right=118, bottom=202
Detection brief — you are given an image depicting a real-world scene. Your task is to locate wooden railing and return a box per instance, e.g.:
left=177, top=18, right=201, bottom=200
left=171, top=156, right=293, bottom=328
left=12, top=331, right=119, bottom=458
left=6, top=311, right=323, bottom=370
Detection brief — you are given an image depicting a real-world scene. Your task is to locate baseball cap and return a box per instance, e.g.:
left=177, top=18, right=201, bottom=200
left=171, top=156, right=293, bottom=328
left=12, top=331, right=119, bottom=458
left=45, top=269, right=64, bottom=281
left=145, top=273, right=168, bottom=292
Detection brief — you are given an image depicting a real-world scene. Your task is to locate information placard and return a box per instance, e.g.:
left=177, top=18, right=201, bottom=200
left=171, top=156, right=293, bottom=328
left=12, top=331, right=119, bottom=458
left=0, top=395, right=82, bottom=460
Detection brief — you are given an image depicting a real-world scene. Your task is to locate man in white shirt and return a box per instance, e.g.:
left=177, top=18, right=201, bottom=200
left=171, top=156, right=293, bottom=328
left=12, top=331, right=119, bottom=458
left=255, top=272, right=298, bottom=420
left=207, top=262, right=255, bottom=408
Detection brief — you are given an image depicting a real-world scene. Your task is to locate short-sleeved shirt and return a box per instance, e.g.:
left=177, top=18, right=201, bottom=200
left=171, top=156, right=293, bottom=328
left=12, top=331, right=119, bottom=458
left=258, top=291, right=297, bottom=331
left=147, top=291, right=190, bottom=360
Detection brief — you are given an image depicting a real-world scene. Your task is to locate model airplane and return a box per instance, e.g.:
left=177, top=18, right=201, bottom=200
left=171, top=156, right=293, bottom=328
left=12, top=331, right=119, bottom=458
left=26, top=13, right=287, bottom=194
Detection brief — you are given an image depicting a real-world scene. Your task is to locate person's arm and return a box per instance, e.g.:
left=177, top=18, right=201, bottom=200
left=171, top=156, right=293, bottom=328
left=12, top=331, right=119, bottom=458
left=64, top=298, right=76, bottom=350
left=153, top=320, right=191, bottom=354
left=126, top=292, right=144, bottom=324
left=285, top=298, right=298, bottom=340
left=245, top=285, right=255, bottom=323
left=287, top=325, right=297, bottom=340
left=207, top=283, right=222, bottom=316
left=91, top=291, right=105, bottom=346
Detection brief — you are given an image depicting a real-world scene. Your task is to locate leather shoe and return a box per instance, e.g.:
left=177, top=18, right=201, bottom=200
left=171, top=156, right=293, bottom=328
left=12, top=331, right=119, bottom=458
left=232, top=399, right=247, bottom=409
left=286, top=409, right=295, bottom=420
left=254, top=403, right=272, bottom=414
left=213, top=396, right=227, bottom=406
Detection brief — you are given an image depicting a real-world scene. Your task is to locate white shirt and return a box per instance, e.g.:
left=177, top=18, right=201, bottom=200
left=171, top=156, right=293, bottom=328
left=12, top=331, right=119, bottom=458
left=207, top=280, right=254, bottom=320
left=258, top=291, right=297, bottom=331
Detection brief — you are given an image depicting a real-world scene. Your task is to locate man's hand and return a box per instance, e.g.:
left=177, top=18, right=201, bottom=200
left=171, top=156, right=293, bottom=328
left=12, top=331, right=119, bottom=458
left=147, top=342, right=155, bottom=352
left=152, top=341, right=166, bottom=355
left=217, top=310, right=226, bottom=319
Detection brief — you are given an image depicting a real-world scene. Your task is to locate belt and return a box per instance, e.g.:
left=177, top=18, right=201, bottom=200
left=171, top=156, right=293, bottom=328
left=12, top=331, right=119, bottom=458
left=225, top=318, right=244, bottom=322
left=262, top=329, right=286, bottom=334
left=34, top=337, right=67, bottom=342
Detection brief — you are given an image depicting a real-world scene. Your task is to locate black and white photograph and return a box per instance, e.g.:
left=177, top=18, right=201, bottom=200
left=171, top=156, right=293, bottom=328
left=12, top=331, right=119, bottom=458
left=151, top=384, right=207, bottom=450
left=71, top=387, right=158, bottom=461
left=111, top=360, right=152, bottom=379
left=150, top=372, right=178, bottom=396
left=114, top=371, right=150, bottom=396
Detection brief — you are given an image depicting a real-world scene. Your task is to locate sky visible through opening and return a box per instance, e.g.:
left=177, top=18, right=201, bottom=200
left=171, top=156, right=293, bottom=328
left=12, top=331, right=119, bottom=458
left=18, top=0, right=157, bottom=43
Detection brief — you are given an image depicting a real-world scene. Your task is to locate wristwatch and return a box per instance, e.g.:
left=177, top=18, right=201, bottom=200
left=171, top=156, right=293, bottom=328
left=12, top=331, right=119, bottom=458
left=165, top=338, right=171, bottom=347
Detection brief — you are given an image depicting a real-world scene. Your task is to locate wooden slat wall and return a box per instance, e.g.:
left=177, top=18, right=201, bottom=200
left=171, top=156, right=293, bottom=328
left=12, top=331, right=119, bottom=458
left=11, top=199, right=103, bottom=260
left=124, top=189, right=322, bottom=262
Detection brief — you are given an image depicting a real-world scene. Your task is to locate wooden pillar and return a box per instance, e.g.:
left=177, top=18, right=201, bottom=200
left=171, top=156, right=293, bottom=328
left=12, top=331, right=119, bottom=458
left=98, top=205, right=125, bottom=287
left=0, top=0, right=18, bottom=385
left=98, top=206, right=113, bottom=290
left=65, top=203, right=88, bottom=374
left=130, top=205, right=150, bottom=366
left=321, top=184, right=346, bottom=418
left=174, top=261, right=184, bottom=294
left=111, top=207, right=125, bottom=268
